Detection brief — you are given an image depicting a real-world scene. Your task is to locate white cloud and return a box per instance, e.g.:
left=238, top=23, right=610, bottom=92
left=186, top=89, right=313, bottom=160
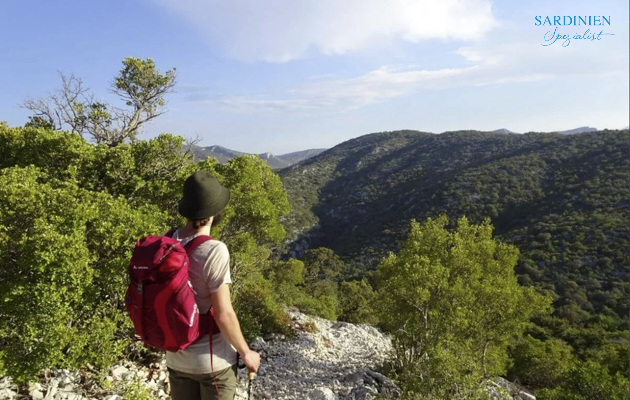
left=166, top=1, right=627, bottom=115
left=210, top=56, right=552, bottom=114
left=207, top=21, right=628, bottom=115
left=294, top=66, right=471, bottom=107
left=210, top=68, right=467, bottom=114
left=152, top=0, right=497, bottom=62
left=216, top=96, right=325, bottom=114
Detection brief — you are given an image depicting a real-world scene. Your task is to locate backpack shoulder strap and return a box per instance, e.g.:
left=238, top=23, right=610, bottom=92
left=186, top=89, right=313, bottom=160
left=183, top=235, right=213, bottom=255
left=165, top=229, right=177, bottom=238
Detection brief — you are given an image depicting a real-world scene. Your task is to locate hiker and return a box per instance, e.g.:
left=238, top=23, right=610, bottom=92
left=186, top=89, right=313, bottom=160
left=165, top=170, right=260, bottom=400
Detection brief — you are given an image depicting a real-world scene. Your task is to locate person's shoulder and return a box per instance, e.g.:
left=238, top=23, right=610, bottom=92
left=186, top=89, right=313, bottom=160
left=196, top=238, right=229, bottom=258
left=209, top=239, right=229, bottom=254
left=198, top=239, right=230, bottom=276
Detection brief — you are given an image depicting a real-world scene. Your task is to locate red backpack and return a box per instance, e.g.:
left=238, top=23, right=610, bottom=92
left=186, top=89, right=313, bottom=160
left=125, top=230, right=219, bottom=352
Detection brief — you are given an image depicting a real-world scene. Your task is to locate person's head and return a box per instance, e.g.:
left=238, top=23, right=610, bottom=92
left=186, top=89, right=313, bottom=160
left=178, top=170, right=230, bottom=228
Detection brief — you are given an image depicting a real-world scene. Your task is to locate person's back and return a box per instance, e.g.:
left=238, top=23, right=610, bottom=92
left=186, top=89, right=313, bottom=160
left=166, top=170, right=260, bottom=400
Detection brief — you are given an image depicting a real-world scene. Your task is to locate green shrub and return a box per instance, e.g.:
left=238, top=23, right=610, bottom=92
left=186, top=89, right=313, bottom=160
left=537, top=360, right=629, bottom=400
left=233, top=279, right=292, bottom=340
left=0, top=166, right=166, bottom=383
left=507, top=335, right=574, bottom=389
left=0, top=125, right=293, bottom=383
left=122, top=379, right=157, bottom=400
left=296, top=281, right=339, bottom=320
left=338, top=279, right=378, bottom=324
left=376, top=216, right=551, bottom=399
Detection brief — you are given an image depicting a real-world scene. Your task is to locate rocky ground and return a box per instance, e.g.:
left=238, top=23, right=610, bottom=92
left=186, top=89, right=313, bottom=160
left=239, top=310, right=398, bottom=400
left=0, top=310, right=535, bottom=400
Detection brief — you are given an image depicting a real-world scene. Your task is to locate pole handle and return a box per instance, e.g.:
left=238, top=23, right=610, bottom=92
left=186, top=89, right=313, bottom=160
left=248, top=371, right=256, bottom=381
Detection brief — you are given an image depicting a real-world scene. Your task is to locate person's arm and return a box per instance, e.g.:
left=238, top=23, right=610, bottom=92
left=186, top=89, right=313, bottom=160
left=210, top=284, right=260, bottom=372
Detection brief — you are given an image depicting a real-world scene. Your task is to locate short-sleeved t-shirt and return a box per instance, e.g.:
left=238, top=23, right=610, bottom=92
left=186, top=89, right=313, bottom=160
left=165, top=231, right=238, bottom=373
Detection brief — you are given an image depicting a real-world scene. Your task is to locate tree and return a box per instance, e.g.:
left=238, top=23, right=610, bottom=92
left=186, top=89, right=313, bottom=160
left=537, top=361, right=629, bottom=400
left=24, top=115, right=55, bottom=130
left=507, top=335, right=575, bottom=389
left=376, top=216, right=551, bottom=399
left=302, top=247, right=345, bottom=284
left=193, top=155, right=292, bottom=337
left=207, top=155, right=290, bottom=246
left=21, top=58, right=176, bottom=146
left=295, top=247, right=345, bottom=319
left=338, top=279, right=378, bottom=324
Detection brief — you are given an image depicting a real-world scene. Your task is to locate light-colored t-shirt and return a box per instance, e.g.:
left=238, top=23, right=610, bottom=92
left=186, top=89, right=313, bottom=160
left=165, top=231, right=238, bottom=374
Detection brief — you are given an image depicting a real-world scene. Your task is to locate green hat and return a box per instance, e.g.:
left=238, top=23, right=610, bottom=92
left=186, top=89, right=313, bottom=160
left=178, top=170, right=230, bottom=220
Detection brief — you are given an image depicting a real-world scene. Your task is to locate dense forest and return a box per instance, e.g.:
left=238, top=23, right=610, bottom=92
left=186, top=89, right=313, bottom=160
left=280, top=129, right=630, bottom=398
left=280, top=130, right=629, bottom=320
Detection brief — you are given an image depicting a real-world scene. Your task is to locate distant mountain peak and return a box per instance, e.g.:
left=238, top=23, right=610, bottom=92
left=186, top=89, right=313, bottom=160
left=491, top=128, right=515, bottom=134
left=190, top=145, right=326, bottom=169
left=555, top=126, right=597, bottom=135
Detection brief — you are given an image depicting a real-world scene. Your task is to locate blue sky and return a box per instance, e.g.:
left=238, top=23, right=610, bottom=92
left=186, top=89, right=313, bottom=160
left=1, top=0, right=628, bottom=154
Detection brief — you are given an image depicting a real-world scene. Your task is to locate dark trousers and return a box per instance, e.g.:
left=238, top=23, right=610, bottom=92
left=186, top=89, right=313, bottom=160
left=168, top=365, right=237, bottom=400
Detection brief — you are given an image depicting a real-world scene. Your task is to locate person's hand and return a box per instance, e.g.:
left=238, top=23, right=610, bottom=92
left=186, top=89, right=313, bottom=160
left=241, top=350, right=260, bottom=373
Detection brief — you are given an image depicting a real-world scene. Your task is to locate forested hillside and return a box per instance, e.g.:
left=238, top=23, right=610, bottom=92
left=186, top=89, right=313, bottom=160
left=281, top=129, right=628, bottom=296
left=280, top=129, right=629, bottom=391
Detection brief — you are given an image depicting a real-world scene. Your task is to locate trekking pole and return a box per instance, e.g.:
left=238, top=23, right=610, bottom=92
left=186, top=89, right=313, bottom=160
left=248, top=371, right=256, bottom=400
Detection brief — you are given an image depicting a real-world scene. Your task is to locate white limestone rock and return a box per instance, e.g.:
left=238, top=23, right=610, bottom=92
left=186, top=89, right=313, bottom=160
left=110, top=366, right=129, bottom=380
left=31, top=389, right=45, bottom=400
left=309, top=387, right=337, bottom=400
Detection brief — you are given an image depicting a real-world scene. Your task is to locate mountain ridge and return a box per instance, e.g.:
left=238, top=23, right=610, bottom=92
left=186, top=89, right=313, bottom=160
left=191, top=145, right=327, bottom=169
left=554, top=126, right=598, bottom=135
left=190, top=126, right=602, bottom=166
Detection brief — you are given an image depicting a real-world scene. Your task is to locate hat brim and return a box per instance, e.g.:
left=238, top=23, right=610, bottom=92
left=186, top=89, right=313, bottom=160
left=178, top=186, right=231, bottom=220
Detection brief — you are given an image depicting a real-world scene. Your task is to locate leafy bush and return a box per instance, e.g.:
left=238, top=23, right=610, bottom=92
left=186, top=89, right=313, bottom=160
left=122, top=379, right=158, bottom=400
left=338, top=279, right=378, bottom=324
left=267, top=248, right=345, bottom=321
left=0, top=125, right=293, bottom=382
left=233, top=279, right=292, bottom=340
left=537, top=361, right=629, bottom=400
left=292, top=281, right=340, bottom=320
left=0, top=165, right=167, bottom=383
left=507, top=335, right=574, bottom=389
left=376, top=216, right=551, bottom=399
left=301, top=247, right=345, bottom=282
